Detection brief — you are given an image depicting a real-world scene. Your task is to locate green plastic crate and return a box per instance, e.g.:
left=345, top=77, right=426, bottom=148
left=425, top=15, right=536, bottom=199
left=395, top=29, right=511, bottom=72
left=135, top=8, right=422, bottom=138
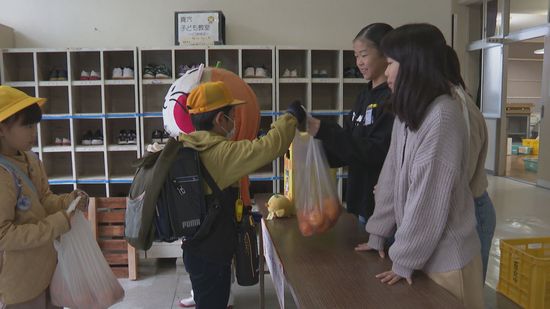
left=523, top=158, right=538, bottom=173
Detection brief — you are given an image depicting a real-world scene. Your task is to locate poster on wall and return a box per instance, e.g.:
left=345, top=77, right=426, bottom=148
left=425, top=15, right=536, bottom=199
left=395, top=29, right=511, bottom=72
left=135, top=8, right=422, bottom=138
left=174, top=11, right=226, bottom=45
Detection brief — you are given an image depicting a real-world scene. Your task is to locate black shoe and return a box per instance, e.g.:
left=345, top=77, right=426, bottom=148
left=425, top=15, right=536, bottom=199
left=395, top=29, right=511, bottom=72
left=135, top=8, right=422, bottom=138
left=118, top=130, right=128, bottom=145
left=92, top=129, right=103, bottom=145
left=82, top=130, right=93, bottom=145
left=152, top=129, right=162, bottom=144
left=161, top=130, right=170, bottom=144
left=128, top=130, right=137, bottom=145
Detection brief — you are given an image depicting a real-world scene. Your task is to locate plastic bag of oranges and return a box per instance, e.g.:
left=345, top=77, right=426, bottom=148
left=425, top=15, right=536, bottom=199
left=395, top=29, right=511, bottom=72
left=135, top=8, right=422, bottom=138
left=292, top=132, right=342, bottom=236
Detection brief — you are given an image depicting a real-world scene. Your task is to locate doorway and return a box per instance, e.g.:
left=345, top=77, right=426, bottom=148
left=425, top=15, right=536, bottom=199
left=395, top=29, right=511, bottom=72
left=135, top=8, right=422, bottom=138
left=504, top=38, right=543, bottom=183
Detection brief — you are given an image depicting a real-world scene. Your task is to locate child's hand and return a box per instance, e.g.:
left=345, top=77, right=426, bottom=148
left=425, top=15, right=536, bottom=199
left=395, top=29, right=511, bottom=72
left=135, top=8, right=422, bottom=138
left=66, top=196, right=81, bottom=216
left=73, top=190, right=89, bottom=211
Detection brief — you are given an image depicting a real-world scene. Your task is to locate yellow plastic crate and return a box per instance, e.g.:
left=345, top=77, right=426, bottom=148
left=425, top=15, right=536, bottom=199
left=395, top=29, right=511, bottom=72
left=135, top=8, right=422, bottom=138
left=522, top=139, right=539, bottom=155
left=497, top=237, right=550, bottom=309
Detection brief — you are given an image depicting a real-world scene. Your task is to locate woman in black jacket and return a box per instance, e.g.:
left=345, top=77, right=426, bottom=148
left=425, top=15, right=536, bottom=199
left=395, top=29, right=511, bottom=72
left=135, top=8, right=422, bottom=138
left=307, top=23, right=394, bottom=225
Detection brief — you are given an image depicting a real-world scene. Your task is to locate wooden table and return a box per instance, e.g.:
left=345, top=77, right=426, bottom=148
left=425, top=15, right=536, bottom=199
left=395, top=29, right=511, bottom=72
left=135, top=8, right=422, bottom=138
left=256, top=195, right=465, bottom=309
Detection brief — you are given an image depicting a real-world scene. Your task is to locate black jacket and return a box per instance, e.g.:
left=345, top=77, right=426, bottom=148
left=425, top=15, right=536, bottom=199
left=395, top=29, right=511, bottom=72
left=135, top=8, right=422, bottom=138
left=315, top=82, right=393, bottom=219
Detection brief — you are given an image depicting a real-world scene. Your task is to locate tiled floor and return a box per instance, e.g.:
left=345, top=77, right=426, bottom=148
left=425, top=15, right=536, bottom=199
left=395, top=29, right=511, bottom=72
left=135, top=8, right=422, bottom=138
left=111, top=176, right=550, bottom=309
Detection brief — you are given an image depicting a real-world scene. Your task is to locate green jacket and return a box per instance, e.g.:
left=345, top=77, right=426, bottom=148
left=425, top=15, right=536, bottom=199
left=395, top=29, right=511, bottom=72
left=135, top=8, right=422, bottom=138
left=179, top=113, right=298, bottom=193
left=178, top=113, right=297, bottom=263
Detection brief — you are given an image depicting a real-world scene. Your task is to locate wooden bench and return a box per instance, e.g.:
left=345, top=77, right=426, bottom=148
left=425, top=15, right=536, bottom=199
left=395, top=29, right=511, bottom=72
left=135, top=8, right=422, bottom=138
left=88, top=197, right=138, bottom=280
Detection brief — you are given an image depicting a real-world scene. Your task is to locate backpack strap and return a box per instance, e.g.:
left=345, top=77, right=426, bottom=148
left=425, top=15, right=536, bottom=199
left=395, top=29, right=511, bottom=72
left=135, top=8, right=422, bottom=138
left=0, top=162, right=23, bottom=202
left=0, top=154, right=38, bottom=196
left=199, top=160, right=223, bottom=198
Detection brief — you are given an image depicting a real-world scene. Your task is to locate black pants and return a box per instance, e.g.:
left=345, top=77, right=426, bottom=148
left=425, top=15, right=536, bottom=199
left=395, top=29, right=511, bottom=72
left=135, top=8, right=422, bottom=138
left=183, top=250, right=231, bottom=309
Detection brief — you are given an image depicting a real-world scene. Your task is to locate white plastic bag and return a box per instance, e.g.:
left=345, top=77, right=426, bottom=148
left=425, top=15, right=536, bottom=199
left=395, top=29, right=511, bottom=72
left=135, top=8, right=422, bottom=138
left=292, top=132, right=342, bottom=236
left=50, top=210, right=125, bottom=309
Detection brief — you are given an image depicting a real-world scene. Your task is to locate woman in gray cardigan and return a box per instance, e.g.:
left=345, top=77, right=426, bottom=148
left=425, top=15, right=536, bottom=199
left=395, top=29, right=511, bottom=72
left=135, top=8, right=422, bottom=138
left=358, top=24, right=484, bottom=309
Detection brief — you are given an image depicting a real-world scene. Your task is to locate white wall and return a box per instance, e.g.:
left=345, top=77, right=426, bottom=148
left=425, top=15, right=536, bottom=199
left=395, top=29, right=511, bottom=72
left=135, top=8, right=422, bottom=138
left=0, top=24, right=14, bottom=48
left=1, top=0, right=452, bottom=49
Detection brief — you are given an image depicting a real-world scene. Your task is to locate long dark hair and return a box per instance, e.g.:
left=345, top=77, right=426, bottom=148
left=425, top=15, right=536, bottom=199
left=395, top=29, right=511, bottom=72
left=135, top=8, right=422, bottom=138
left=354, top=23, right=394, bottom=52
left=445, top=45, right=466, bottom=88
left=381, top=23, right=451, bottom=130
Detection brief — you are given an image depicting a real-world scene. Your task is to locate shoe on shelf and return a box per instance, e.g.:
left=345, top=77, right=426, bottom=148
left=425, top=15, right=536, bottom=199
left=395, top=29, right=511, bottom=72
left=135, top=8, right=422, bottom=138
left=48, top=69, right=62, bottom=81
left=155, top=64, right=171, bottom=79
left=122, top=67, right=134, bottom=79
left=118, top=130, right=128, bottom=145
left=112, top=67, right=123, bottom=79
left=151, top=129, right=163, bottom=144
left=82, top=130, right=94, bottom=145
left=161, top=130, right=170, bottom=144
left=244, top=66, right=255, bottom=77
left=80, top=70, right=90, bottom=80
left=55, top=137, right=63, bottom=145
left=143, top=65, right=155, bottom=79
left=62, top=138, right=71, bottom=146
left=177, top=64, right=192, bottom=77
left=290, top=69, right=298, bottom=77
left=57, top=69, right=68, bottom=81
left=282, top=68, right=291, bottom=78
left=92, top=129, right=103, bottom=145
left=89, top=70, right=100, bottom=80
left=312, top=69, right=320, bottom=78
left=319, top=69, right=329, bottom=77
left=255, top=66, right=269, bottom=78
left=128, top=130, right=137, bottom=144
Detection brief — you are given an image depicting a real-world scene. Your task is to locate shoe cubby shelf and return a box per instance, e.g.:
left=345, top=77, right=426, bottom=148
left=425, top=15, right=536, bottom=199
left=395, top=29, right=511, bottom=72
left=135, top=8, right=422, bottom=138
left=2, top=45, right=364, bottom=197
left=1, top=48, right=139, bottom=197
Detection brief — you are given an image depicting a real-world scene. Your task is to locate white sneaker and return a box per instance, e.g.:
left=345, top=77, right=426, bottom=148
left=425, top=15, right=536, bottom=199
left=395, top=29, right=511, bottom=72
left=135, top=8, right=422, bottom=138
left=320, top=69, right=328, bottom=77
left=179, top=290, right=195, bottom=308
left=244, top=66, right=255, bottom=77
left=255, top=67, right=268, bottom=78
left=178, top=290, right=233, bottom=308
left=80, top=70, right=90, bottom=80
left=312, top=69, right=319, bottom=77
left=62, top=138, right=71, bottom=146
left=89, top=70, right=100, bottom=80
left=122, top=67, right=134, bottom=79
left=290, top=69, right=298, bottom=77
left=112, top=67, right=123, bottom=79
left=55, top=137, right=63, bottom=145
left=282, top=68, right=291, bottom=77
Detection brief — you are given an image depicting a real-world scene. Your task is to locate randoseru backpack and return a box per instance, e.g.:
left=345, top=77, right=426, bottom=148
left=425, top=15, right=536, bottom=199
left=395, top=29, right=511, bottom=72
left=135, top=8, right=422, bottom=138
left=125, top=138, right=211, bottom=250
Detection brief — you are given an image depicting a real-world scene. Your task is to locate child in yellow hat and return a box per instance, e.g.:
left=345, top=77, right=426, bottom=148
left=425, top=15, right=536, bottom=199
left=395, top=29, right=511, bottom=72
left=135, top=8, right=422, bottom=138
left=179, top=81, right=306, bottom=308
left=0, top=86, right=88, bottom=308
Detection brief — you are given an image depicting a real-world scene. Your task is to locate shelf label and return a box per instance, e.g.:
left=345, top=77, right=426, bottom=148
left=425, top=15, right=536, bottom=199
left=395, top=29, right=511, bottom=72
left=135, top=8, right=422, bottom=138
left=176, top=12, right=220, bottom=45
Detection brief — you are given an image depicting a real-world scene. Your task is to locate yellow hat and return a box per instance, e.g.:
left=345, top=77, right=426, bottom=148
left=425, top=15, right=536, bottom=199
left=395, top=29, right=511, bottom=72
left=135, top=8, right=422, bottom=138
left=187, top=81, right=245, bottom=114
left=0, top=86, right=46, bottom=122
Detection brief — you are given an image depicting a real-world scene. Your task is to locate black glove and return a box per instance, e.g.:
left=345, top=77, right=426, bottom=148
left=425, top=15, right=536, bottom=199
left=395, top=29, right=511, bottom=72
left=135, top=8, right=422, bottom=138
left=286, top=100, right=306, bottom=124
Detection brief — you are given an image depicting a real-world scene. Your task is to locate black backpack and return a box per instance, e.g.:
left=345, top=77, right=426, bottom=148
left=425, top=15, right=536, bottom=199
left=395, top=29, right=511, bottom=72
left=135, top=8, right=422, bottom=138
left=125, top=138, right=217, bottom=250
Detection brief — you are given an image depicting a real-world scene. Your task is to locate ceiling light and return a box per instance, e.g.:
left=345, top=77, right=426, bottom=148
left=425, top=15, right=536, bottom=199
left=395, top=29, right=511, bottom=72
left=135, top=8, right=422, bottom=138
left=534, top=49, right=544, bottom=55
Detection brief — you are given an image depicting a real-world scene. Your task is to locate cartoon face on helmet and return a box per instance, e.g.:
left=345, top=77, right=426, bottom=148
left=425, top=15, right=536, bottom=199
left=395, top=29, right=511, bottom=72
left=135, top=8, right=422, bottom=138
left=162, top=64, right=204, bottom=137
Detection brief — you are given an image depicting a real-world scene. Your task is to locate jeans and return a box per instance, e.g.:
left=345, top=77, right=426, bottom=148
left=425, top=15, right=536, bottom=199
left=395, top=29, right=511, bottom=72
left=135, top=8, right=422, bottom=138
left=183, top=251, right=231, bottom=309
left=474, top=191, right=496, bottom=282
